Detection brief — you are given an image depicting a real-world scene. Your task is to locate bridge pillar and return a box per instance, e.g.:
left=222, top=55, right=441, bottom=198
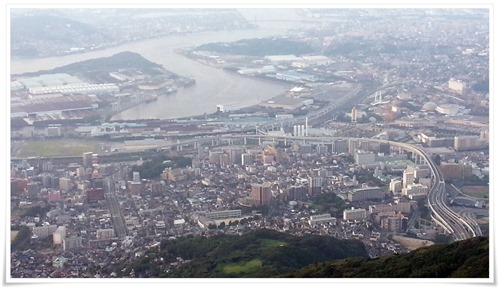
left=258, top=137, right=261, bottom=146
left=244, top=137, right=247, bottom=145
left=414, top=153, right=423, bottom=164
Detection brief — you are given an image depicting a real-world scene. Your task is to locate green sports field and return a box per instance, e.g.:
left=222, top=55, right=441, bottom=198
left=14, top=139, right=102, bottom=158
left=220, top=259, right=263, bottom=275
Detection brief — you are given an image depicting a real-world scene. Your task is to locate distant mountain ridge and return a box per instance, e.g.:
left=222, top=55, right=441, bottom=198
left=11, top=14, right=109, bottom=58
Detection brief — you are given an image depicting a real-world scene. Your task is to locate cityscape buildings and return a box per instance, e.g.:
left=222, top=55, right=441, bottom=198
left=8, top=7, right=491, bottom=281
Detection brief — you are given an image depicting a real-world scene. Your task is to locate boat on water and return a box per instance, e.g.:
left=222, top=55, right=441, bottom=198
left=145, top=95, right=158, bottom=103
left=166, top=87, right=178, bottom=94
left=184, top=78, right=196, bottom=86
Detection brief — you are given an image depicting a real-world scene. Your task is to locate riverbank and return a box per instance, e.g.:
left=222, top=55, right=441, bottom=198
left=12, top=21, right=301, bottom=121
left=11, top=28, right=258, bottom=64
left=179, top=49, right=295, bottom=87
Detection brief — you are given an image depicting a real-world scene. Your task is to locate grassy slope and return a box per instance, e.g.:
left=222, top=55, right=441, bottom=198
left=124, top=229, right=368, bottom=278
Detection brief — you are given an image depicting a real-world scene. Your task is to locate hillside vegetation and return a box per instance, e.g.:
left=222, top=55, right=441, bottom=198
left=281, top=236, right=489, bottom=278
left=122, top=229, right=368, bottom=278
left=15, top=51, right=164, bottom=78
left=196, top=37, right=314, bottom=56
left=120, top=230, right=488, bottom=278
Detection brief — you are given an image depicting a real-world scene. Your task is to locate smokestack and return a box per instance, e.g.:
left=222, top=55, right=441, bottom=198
left=305, top=117, right=308, bottom=136
left=351, top=106, right=357, bottom=122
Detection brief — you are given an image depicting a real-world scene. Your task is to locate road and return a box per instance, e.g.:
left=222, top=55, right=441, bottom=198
left=410, top=145, right=480, bottom=240
left=106, top=193, right=128, bottom=238
left=165, top=134, right=481, bottom=241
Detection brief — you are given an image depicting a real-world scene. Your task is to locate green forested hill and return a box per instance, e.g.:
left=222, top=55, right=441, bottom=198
left=15, top=51, right=164, bottom=78
left=281, top=236, right=489, bottom=278
left=122, top=229, right=368, bottom=278
left=120, top=231, right=488, bottom=279
left=195, top=37, right=314, bottom=56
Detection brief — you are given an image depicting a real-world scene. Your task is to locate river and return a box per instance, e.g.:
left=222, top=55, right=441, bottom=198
left=11, top=8, right=317, bottom=120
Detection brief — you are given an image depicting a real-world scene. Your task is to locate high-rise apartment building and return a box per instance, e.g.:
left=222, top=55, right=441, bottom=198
left=308, top=176, right=322, bottom=196
left=82, top=152, right=93, bottom=167
left=241, top=153, right=254, bottom=166
left=402, top=168, right=415, bottom=189
left=250, top=183, right=273, bottom=206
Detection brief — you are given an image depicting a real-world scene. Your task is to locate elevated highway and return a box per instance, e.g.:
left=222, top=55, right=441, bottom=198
left=164, top=134, right=480, bottom=241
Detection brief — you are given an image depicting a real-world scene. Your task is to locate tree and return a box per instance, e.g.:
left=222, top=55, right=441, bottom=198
left=434, top=234, right=453, bottom=244
left=433, top=154, right=442, bottom=166
left=218, top=222, right=226, bottom=230
left=11, top=226, right=32, bottom=252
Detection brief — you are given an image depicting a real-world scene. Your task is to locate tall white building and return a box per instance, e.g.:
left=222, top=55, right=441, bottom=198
left=402, top=184, right=429, bottom=197
left=448, top=78, right=467, bottom=95
left=402, top=168, right=415, bottom=189
left=351, top=106, right=357, bottom=122
left=241, top=153, right=254, bottom=166
left=53, top=226, right=66, bottom=245
left=343, top=207, right=367, bottom=221
left=389, top=179, right=402, bottom=194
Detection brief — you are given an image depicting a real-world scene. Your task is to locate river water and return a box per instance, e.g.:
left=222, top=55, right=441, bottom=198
left=11, top=9, right=315, bottom=120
